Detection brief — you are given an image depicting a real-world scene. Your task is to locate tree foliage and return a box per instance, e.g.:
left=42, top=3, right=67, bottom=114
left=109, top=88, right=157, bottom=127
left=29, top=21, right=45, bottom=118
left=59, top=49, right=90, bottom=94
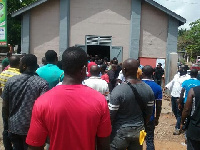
left=178, top=19, right=200, bottom=61
left=7, top=0, right=36, bottom=46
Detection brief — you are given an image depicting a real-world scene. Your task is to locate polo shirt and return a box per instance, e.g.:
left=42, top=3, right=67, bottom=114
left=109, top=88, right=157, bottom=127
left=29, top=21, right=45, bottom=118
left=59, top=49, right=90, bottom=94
left=0, top=67, right=20, bottom=88
left=36, top=64, right=64, bottom=89
left=142, top=79, right=162, bottom=121
left=182, top=78, right=200, bottom=103
left=2, top=72, right=49, bottom=135
left=26, top=85, right=111, bottom=150
left=84, top=76, right=109, bottom=95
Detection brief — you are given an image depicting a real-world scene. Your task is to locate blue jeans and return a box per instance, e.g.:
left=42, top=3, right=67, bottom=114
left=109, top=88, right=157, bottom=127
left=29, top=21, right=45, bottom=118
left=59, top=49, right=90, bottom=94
left=146, top=121, right=155, bottom=150
left=171, top=96, right=182, bottom=129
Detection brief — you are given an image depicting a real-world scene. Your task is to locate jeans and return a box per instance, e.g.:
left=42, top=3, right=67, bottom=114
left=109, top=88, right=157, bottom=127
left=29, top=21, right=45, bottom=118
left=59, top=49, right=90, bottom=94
left=145, top=121, right=155, bottom=150
left=8, top=132, right=27, bottom=150
left=110, top=126, right=143, bottom=150
left=187, top=138, right=200, bottom=150
left=171, top=96, right=182, bottom=129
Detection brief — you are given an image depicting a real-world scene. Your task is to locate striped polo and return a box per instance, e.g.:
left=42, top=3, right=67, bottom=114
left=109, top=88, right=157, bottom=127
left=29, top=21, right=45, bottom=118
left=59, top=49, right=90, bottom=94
left=0, top=67, right=21, bottom=88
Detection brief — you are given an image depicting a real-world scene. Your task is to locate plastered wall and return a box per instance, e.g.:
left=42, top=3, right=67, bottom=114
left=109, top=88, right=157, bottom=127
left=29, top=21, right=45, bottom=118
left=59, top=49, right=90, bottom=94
left=30, top=0, right=60, bottom=64
left=70, top=0, right=131, bottom=61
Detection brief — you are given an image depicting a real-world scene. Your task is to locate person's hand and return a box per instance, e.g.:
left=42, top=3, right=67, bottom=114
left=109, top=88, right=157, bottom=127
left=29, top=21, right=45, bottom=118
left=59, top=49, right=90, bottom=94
left=154, top=118, right=159, bottom=126
left=178, top=103, right=182, bottom=110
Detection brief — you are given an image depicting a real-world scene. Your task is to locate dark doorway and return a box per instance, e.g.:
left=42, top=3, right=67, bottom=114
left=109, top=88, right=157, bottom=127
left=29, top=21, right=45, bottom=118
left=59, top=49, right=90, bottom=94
left=87, top=45, right=110, bottom=60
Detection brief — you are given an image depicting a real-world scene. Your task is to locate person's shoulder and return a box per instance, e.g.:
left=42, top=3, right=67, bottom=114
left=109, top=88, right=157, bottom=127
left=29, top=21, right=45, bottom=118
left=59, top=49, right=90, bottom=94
left=32, top=75, right=48, bottom=85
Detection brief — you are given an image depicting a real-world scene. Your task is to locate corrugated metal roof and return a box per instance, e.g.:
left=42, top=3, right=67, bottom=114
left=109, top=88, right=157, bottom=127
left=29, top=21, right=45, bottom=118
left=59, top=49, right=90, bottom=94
left=11, top=0, right=186, bottom=25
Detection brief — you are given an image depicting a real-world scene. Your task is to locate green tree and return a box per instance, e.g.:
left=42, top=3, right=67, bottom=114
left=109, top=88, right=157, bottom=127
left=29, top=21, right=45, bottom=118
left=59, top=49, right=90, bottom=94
left=178, top=19, right=200, bottom=61
left=7, top=0, right=36, bottom=46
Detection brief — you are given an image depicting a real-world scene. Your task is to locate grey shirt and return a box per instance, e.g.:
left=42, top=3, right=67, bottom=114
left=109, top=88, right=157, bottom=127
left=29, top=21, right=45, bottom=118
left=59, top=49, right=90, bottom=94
left=2, top=73, right=49, bottom=135
left=109, top=82, right=154, bottom=132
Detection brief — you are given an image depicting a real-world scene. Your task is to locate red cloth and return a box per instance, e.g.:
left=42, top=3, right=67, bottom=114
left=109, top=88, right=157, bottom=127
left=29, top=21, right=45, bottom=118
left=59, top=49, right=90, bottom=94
left=101, top=73, right=110, bottom=83
left=26, top=85, right=111, bottom=150
left=87, top=62, right=96, bottom=77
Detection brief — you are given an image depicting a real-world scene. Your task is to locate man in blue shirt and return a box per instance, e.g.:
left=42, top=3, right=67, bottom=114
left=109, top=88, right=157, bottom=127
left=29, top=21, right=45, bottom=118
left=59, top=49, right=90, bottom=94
left=37, top=50, right=64, bottom=89
left=179, top=69, right=200, bottom=108
left=142, top=65, right=162, bottom=150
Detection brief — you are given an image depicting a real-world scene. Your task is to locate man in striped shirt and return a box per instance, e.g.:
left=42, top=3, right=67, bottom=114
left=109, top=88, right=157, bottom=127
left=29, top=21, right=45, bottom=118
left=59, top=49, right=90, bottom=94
left=0, top=56, right=21, bottom=88
left=0, top=55, right=20, bottom=150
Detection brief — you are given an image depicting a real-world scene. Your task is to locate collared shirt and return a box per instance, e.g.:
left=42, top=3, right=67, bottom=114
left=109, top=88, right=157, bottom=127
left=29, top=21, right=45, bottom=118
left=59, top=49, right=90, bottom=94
left=0, top=67, right=21, bottom=88
left=166, top=73, right=190, bottom=98
left=2, top=73, right=49, bottom=135
left=83, top=76, right=109, bottom=95
left=36, top=64, right=64, bottom=89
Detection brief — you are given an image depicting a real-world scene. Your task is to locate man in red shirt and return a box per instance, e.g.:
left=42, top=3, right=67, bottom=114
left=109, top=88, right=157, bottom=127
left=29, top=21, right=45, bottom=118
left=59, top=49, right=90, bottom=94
left=26, top=47, right=111, bottom=150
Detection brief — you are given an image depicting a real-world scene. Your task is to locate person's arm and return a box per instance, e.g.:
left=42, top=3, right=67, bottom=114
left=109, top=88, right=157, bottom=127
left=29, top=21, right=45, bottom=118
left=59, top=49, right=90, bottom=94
left=26, top=102, right=48, bottom=148
left=96, top=136, right=110, bottom=150
left=2, top=83, right=9, bottom=128
left=97, top=98, right=111, bottom=150
left=155, top=86, right=162, bottom=126
left=155, top=100, right=162, bottom=126
left=28, top=146, right=44, bottom=150
left=180, top=88, right=194, bottom=131
left=178, top=88, right=185, bottom=110
left=108, top=91, right=121, bottom=124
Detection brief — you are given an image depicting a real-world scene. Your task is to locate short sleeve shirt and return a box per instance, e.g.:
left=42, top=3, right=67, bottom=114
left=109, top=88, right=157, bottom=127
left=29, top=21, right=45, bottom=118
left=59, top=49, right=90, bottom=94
left=182, top=78, right=200, bottom=103
left=26, top=85, right=111, bottom=150
left=36, top=64, right=64, bottom=89
left=142, top=79, right=162, bottom=121
left=84, top=77, right=109, bottom=95
left=2, top=73, right=49, bottom=135
left=109, top=82, right=154, bottom=132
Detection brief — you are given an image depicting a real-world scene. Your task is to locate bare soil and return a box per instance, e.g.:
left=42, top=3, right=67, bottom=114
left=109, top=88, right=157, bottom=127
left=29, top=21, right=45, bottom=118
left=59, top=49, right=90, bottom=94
left=0, top=94, right=187, bottom=150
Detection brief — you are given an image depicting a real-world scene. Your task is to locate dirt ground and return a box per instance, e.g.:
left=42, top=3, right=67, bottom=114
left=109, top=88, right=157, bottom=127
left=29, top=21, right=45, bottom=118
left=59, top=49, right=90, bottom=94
left=0, top=94, right=187, bottom=150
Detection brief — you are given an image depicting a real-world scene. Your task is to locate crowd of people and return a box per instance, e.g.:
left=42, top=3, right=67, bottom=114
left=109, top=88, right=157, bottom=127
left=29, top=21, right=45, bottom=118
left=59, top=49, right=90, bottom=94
left=0, top=47, right=199, bottom=150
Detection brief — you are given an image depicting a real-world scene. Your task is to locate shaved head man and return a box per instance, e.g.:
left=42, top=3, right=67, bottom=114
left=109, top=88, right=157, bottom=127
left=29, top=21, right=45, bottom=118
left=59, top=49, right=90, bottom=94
left=109, top=58, right=154, bottom=150
left=84, top=65, right=109, bottom=95
left=90, top=65, right=100, bottom=76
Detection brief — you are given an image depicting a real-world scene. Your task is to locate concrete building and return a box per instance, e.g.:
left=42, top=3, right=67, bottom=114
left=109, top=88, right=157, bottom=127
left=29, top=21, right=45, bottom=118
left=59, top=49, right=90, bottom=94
left=12, top=0, right=186, bottom=84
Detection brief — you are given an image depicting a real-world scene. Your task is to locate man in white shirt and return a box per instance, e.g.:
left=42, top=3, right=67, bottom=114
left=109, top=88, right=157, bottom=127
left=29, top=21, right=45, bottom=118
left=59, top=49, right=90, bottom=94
left=84, top=65, right=109, bottom=95
left=165, top=67, right=190, bottom=135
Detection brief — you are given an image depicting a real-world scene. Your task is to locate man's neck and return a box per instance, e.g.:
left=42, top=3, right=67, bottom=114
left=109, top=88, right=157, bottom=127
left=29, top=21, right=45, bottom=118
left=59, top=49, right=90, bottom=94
left=62, top=75, right=82, bottom=85
left=142, top=76, right=152, bottom=80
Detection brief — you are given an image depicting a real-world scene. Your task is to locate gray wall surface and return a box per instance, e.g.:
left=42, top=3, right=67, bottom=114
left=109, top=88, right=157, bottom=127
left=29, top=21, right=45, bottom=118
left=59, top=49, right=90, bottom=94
left=59, top=0, right=70, bottom=60
left=21, top=12, right=30, bottom=54
left=165, top=16, right=179, bottom=84
left=129, top=0, right=141, bottom=59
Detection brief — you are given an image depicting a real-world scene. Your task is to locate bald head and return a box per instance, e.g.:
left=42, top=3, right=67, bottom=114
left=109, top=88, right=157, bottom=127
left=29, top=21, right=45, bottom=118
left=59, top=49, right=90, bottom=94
left=122, top=58, right=138, bottom=78
left=90, top=65, right=100, bottom=76
left=9, top=56, right=20, bottom=68
left=142, top=65, right=154, bottom=78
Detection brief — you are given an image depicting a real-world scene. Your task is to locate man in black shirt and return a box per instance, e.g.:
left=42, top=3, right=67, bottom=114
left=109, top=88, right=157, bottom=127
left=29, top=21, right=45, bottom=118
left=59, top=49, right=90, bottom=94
left=2, top=54, right=49, bottom=150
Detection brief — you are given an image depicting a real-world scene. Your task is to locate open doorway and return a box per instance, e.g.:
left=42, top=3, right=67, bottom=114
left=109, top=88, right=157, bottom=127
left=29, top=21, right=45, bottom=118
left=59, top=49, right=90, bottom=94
left=87, top=45, right=110, bottom=60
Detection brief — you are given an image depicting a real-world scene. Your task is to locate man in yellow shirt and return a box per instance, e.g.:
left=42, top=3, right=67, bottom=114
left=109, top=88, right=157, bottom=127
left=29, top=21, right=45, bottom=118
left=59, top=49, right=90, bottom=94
left=0, top=55, right=21, bottom=150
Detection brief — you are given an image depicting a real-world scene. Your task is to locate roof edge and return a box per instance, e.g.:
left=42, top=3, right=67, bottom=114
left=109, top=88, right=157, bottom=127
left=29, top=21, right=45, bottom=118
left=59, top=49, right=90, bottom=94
left=11, top=0, right=48, bottom=17
left=144, top=0, right=186, bottom=26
